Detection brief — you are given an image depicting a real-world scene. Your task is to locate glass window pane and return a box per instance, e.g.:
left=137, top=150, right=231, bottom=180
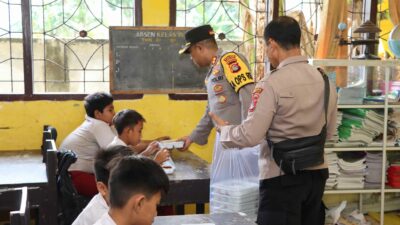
left=31, top=0, right=135, bottom=94
left=0, top=1, right=23, bottom=94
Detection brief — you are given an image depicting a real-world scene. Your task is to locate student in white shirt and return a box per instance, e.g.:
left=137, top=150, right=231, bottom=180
left=60, top=92, right=116, bottom=197
left=60, top=93, right=169, bottom=197
left=72, top=145, right=133, bottom=225
left=109, top=109, right=170, bottom=165
left=94, top=156, right=169, bottom=225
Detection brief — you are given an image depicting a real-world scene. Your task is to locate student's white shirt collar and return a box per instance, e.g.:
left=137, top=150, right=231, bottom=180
left=94, top=212, right=116, bottom=225
left=85, top=115, right=110, bottom=126
left=111, top=136, right=128, bottom=146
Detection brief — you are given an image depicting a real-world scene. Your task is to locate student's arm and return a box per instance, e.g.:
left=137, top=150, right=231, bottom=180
left=133, top=136, right=170, bottom=153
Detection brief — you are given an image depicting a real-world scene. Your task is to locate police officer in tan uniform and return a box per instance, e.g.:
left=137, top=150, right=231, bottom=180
left=178, top=25, right=260, bottom=209
left=210, top=17, right=338, bottom=225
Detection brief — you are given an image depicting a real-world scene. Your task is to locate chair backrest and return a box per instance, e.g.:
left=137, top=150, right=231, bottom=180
left=41, top=125, right=58, bottom=163
left=10, top=187, right=30, bottom=225
left=57, top=150, right=91, bottom=225
left=45, top=140, right=59, bottom=225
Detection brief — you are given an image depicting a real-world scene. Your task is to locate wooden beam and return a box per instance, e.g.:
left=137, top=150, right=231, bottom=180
left=21, top=0, right=33, bottom=96
left=135, top=0, right=143, bottom=26
left=169, top=0, right=176, bottom=26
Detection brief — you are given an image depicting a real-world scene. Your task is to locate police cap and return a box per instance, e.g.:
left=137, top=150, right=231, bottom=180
left=179, top=25, right=215, bottom=54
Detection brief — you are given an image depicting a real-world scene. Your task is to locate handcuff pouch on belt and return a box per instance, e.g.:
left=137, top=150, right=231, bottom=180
left=268, top=68, right=330, bottom=175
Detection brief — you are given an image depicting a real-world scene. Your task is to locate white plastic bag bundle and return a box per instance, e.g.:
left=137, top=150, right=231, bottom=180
left=210, top=133, right=260, bottom=217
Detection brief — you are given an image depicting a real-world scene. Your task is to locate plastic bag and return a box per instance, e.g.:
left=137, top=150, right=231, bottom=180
left=210, top=133, right=260, bottom=215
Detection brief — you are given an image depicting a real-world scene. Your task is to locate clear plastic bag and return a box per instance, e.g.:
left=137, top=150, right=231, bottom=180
left=210, top=133, right=260, bottom=214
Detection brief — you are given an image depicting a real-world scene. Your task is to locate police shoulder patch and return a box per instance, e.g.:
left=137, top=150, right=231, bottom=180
left=248, top=88, right=263, bottom=112
left=220, top=52, right=254, bottom=93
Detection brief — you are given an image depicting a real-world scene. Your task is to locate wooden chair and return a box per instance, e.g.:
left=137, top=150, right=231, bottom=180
left=9, top=187, right=30, bottom=225
left=45, top=140, right=58, bottom=225
left=41, top=125, right=58, bottom=163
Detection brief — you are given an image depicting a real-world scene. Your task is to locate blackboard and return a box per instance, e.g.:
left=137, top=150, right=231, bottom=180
left=109, top=27, right=208, bottom=94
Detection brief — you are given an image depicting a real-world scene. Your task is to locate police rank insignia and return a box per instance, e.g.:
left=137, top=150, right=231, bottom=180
left=249, top=88, right=263, bottom=112
left=218, top=95, right=227, bottom=103
left=212, top=69, right=219, bottom=75
left=220, top=52, right=254, bottom=93
left=213, top=84, right=223, bottom=93
left=211, top=76, right=223, bottom=83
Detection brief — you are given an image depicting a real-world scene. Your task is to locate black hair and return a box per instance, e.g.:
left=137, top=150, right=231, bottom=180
left=84, top=92, right=114, bottom=118
left=113, top=109, right=145, bottom=135
left=263, top=16, right=301, bottom=50
left=94, top=145, right=133, bottom=185
left=109, top=155, right=169, bottom=208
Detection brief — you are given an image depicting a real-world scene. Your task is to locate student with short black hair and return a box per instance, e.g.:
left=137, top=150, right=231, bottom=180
left=109, top=109, right=170, bottom=165
left=61, top=92, right=117, bottom=197
left=94, top=155, right=169, bottom=225
left=72, top=145, right=133, bottom=225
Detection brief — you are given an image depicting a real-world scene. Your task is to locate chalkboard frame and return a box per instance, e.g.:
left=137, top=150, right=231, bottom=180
left=109, top=26, right=207, bottom=94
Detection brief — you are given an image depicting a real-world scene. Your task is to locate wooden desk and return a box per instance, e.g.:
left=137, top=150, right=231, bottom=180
left=153, top=212, right=257, bottom=225
left=161, top=150, right=210, bottom=214
left=0, top=151, right=57, bottom=225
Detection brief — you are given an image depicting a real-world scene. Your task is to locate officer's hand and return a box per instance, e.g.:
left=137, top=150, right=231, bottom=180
left=208, top=112, right=229, bottom=132
left=177, top=136, right=192, bottom=151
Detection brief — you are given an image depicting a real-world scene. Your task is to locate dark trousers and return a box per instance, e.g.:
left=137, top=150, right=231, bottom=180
left=256, top=169, right=328, bottom=225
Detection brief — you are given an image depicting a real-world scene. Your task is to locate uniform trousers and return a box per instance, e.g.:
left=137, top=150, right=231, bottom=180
left=256, top=169, right=328, bottom=225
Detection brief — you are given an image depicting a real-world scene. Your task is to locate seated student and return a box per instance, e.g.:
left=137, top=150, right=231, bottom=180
left=72, top=145, right=133, bottom=225
left=61, top=93, right=168, bottom=197
left=94, top=155, right=169, bottom=225
left=60, top=92, right=116, bottom=197
left=109, top=109, right=170, bottom=165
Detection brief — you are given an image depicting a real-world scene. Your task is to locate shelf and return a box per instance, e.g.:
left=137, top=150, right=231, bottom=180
left=385, top=146, right=400, bottom=151
left=310, top=59, right=400, bottom=67
left=388, top=104, right=400, bottom=109
left=325, top=147, right=382, bottom=152
left=324, top=189, right=381, bottom=194
left=384, top=187, right=400, bottom=193
left=338, top=104, right=385, bottom=109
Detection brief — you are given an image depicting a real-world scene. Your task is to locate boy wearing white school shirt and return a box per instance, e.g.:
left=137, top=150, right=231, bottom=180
left=72, top=146, right=132, bottom=225
left=108, top=109, right=169, bottom=165
left=94, top=156, right=169, bottom=225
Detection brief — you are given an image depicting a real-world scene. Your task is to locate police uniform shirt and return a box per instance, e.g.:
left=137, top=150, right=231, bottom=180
left=72, top=193, right=108, bottom=225
left=189, top=48, right=255, bottom=145
left=219, top=55, right=338, bottom=180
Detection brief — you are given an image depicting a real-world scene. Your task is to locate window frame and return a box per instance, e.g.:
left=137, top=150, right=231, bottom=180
left=0, top=0, right=144, bottom=101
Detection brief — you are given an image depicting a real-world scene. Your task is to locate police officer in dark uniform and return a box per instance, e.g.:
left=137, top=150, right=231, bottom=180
left=178, top=25, right=260, bottom=211
left=210, top=16, right=338, bottom=225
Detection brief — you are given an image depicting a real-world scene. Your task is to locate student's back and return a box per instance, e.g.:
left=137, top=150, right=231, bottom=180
left=61, top=116, right=116, bottom=173
left=60, top=92, right=116, bottom=197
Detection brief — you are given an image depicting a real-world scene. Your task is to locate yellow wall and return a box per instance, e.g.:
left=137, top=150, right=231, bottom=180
left=143, top=0, right=170, bottom=26
left=0, top=96, right=214, bottom=162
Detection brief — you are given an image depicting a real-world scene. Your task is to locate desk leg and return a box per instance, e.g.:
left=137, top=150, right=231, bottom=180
left=196, top=203, right=205, bottom=214
left=175, top=205, right=185, bottom=215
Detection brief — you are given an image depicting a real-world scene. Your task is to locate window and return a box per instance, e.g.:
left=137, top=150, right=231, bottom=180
left=0, top=0, right=137, bottom=96
left=0, top=0, right=24, bottom=94
left=31, top=0, right=136, bottom=93
left=176, top=0, right=269, bottom=79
